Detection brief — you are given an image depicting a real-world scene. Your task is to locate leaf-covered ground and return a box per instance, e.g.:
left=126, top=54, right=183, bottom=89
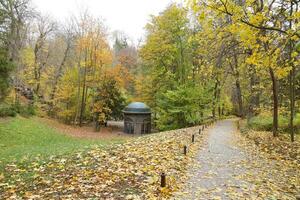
left=0, top=125, right=205, bottom=199
left=1, top=119, right=299, bottom=199
left=244, top=130, right=300, bottom=163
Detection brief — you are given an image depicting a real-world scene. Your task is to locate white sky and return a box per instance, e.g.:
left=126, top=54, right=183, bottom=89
left=32, top=0, right=183, bottom=45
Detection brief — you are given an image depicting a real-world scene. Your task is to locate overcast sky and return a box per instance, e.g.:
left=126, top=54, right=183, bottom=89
left=32, top=0, right=183, bottom=45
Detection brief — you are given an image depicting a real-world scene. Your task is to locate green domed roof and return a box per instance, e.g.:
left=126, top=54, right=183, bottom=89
left=123, top=102, right=151, bottom=114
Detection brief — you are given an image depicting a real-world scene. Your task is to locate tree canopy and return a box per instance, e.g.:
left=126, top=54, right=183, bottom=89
left=0, top=0, right=299, bottom=140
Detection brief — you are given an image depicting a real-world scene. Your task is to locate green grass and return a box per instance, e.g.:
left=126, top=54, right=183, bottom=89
left=248, top=113, right=300, bottom=133
left=0, top=116, right=126, bottom=170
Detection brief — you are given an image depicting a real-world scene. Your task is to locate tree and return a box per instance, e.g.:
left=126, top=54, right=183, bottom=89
left=93, top=75, right=126, bottom=131
left=139, top=4, right=193, bottom=126
left=0, top=0, right=32, bottom=102
left=0, top=48, right=14, bottom=100
left=112, top=32, right=137, bottom=95
left=48, top=22, right=74, bottom=115
left=72, top=12, right=112, bottom=126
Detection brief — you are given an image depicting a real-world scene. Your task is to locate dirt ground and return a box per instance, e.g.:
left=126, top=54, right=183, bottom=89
left=39, top=118, right=133, bottom=140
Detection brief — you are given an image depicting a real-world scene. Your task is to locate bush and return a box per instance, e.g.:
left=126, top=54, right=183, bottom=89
left=0, top=102, right=36, bottom=118
left=156, top=84, right=212, bottom=131
left=18, top=104, right=35, bottom=117
left=0, top=104, right=16, bottom=117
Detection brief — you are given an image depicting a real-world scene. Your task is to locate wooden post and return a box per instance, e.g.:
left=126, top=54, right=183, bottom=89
left=199, top=129, right=201, bottom=134
left=192, top=134, right=195, bottom=143
left=184, top=145, right=187, bottom=155
left=161, top=173, right=166, bottom=187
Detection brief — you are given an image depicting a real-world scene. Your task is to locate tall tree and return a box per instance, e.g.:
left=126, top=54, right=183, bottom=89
left=0, top=0, right=32, bottom=102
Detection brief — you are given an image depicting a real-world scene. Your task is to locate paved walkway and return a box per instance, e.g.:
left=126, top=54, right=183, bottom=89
left=177, top=119, right=252, bottom=199
left=173, top=119, right=298, bottom=199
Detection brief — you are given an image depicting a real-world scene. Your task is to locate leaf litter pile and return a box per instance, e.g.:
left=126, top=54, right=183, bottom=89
left=0, top=126, right=204, bottom=199
left=237, top=130, right=300, bottom=199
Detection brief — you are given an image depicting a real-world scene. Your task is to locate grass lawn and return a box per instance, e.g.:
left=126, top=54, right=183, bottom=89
left=0, top=116, right=126, bottom=170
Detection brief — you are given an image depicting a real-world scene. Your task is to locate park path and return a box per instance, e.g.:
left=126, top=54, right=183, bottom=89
left=173, top=119, right=298, bottom=199
left=174, top=119, right=252, bottom=200
left=178, top=119, right=252, bottom=199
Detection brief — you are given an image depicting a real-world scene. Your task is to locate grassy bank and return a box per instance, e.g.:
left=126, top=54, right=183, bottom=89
left=0, top=116, right=126, bottom=169
left=247, top=113, right=300, bottom=133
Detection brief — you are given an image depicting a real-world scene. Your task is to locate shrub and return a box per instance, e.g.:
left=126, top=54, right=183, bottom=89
left=0, top=102, right=36, bottom=117
left=156, top=84, right=212, bottom=131
left=18, top=104, right=35, bottom=117
left=0, top=104, right=16, bottom=117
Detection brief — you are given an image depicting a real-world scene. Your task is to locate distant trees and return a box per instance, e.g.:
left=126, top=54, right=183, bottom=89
left=112, top=31, right=137, bottom=95
left=0, top=3, right=128, bottom=129
left=51, top=14, right=127, bottom=128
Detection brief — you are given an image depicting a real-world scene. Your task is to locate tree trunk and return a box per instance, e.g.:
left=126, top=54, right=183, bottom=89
left=48, top=42, right=71, bottom=114
left=269, top=68, right=279, bottom=137
left=74, top=59, right=81, bottom=124
left=212, top=79, right=220, bottom=119
left=289, top=68, right=295, bottom=142
left=79, top=50, right=88, bottom=127
left=248, top=65, right=260, bottom=121
left=79, top=84, right=86, bottom=127
left=288, top=1, right=295, bottom=142
left=235, top=79, right=243, bottom=118
left=94, top=115, right=100, bottom=132
left=230, top=54, right=244, bottom=118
